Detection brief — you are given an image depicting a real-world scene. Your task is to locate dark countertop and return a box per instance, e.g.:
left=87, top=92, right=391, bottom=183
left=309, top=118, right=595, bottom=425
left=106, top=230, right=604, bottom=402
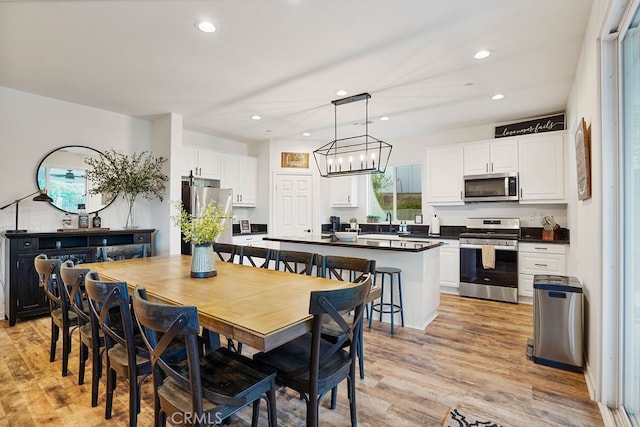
left=264, top=235, right=442, bottom=252
left=232, top=223, right=267, bottom=236
left=519, top=227, right=570, bottom=244
left=320, top=224, right=570, bottom=244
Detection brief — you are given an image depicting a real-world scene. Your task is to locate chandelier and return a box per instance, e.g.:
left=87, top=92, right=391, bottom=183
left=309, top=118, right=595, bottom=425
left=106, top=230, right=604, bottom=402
left=313, top=93, right=392, bottom=178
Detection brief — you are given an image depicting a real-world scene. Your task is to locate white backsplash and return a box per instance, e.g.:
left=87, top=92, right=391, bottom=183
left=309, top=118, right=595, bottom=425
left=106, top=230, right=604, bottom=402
left=427, top=202, right=568, bottom=228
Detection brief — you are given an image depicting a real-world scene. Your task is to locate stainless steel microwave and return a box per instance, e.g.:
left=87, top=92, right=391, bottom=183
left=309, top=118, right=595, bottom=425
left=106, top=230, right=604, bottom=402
left=463, top=172, right=518, bottom=202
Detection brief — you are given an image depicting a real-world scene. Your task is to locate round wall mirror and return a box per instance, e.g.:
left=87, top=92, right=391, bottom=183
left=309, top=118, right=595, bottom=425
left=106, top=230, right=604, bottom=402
left=36, top=145, right=116, bottom=214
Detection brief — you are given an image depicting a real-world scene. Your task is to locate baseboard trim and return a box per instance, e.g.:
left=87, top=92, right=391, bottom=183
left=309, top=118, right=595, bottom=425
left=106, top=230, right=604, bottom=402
left=599, top=403, right=633, bottom=427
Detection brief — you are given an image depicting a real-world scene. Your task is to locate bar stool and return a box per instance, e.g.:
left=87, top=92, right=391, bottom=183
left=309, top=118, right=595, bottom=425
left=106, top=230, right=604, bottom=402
left=369, top=266, right=404, bottom=334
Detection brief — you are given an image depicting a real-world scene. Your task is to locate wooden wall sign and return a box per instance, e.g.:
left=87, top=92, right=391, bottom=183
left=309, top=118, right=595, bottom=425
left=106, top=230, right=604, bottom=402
left=281, top=152, right=309, bottom=168
left=495, top=113, right=565, bottom=138
left=574, top=117, right=592, bottom=201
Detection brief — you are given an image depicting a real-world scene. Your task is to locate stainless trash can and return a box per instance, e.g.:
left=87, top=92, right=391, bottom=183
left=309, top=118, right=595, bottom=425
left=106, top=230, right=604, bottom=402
left=532, top=274, right=583, bottom=372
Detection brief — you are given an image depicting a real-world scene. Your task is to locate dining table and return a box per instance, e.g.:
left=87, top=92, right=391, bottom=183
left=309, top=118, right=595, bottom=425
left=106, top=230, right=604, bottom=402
left=81, top=254, right=353, bottom=352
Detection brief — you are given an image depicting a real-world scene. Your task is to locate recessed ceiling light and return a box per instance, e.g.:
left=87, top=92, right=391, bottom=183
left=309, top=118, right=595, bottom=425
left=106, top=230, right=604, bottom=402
left=336, top=90, right=348, bottom=96
left=196, top=21, right=216, bottom=33
left=492, top=93, right=505, bottom=100
left=250, top=115, right=261, bottom=120
left=302, top=132, right=311, bottom=136
left=474, top=49, right=491, bottom=59
left=380, top=116, right=390, bottom=121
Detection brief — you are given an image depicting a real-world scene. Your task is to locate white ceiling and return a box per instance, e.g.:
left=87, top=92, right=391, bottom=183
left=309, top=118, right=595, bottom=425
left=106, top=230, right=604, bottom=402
left=0, top=0, right=592, bottom=145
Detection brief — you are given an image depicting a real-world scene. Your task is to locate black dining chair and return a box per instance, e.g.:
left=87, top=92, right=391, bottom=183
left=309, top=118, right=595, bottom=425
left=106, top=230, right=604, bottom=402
left=85, top=273, right=146, bottom=426
left=273, top=250, right=319, bottom=275
left=253, top=273, right=371, bottom=427
left=34, top=254, right=78, bottom=377
left=98, top=243, right=149, bottom=262
left=213, top=242, right=240, bottom=263
left=132, top=287, right=278, bottom=427
left=319, top=255, right=377, bottom=382
left=238, top=245, right=273, bottom=268
left=85, top=273, right=185, bottom=426
left=60, top=260, right=104, bottom=407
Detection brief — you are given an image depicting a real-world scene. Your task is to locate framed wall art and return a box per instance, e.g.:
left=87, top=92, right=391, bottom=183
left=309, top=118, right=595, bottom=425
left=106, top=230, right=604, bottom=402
left=281, top=152, right=309, bottom=168
left=574, top=117, right=592, bottom=201
left=239, top=219, right=251, bottom=234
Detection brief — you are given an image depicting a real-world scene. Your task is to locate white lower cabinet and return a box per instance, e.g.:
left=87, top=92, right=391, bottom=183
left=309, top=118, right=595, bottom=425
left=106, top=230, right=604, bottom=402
left=518, top=242, right=567, bottom=298
left=431, top=239, right=460, bottom=291
left=232, top=234, right=266, bottom=246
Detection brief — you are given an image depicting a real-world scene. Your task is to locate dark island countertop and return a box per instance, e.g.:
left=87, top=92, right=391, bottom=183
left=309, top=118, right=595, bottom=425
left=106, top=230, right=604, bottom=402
left=263, top=235, right=442, bottom=252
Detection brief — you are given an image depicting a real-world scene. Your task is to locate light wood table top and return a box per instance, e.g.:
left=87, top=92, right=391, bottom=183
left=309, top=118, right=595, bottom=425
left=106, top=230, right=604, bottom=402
left=82, top=254, right=352, bottom=351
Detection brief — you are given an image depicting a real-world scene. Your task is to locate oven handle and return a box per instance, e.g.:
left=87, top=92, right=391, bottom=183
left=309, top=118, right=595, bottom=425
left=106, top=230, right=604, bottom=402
left=460, top=243, right=518, bottom=251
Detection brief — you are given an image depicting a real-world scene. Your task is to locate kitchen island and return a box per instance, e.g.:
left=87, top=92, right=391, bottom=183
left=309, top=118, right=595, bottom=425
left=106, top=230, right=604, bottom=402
left=263, top=235, right=442, bottom=331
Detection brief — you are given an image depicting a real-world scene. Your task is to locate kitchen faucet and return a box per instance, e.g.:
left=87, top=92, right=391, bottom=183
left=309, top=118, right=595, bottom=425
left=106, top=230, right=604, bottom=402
left=386, top=211, right=392, bottom=232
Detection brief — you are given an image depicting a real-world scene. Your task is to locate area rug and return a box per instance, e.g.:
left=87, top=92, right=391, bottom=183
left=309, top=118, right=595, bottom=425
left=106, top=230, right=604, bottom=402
left=442, top=407, right=504, bottom=427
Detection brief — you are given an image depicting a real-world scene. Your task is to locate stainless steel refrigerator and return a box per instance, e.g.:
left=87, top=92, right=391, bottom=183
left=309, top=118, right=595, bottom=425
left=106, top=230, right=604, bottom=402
left=181, top=181, right=233, bottom=255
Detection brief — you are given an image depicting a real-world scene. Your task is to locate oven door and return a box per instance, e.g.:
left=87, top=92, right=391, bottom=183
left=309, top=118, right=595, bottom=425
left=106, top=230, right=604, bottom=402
left=459, top=243, right=518, bottom=288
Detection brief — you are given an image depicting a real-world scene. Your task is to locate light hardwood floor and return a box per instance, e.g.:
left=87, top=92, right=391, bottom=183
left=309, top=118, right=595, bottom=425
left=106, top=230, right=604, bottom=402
left=0, top=293, right=603, bottom=426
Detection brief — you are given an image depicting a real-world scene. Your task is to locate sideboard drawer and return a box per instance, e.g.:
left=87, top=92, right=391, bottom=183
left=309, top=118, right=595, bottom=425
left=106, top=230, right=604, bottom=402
left=133, top=233, right=151, bottom=244
left=16, top=238, right=38, bottom=252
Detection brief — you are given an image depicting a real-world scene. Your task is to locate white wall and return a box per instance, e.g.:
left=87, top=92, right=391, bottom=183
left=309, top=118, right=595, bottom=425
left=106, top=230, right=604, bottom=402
left=0, top=87, right=155, bottom=232
left=564, top=0, right=610, bottom=402
left=0, top=86, right=154, bottom=320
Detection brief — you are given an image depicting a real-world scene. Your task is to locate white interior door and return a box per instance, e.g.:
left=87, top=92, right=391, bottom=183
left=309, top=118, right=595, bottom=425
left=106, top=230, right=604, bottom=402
left=274, top=173, right=313, bottom=237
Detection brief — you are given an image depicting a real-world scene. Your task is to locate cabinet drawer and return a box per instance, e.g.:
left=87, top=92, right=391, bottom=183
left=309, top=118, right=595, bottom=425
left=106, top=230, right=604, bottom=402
left=133, top=233, right=151, bottom=244
left=232, top=235, right=265, bottom=245
left=519, top=253, right=566, bottom=275
left=16, top=238, right=38, bottom=252
left=519, top=242, right=566, bottom=255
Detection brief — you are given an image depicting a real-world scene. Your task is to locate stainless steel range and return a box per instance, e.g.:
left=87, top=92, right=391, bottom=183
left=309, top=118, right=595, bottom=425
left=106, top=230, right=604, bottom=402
left=459, top=218, right=520, bottom=303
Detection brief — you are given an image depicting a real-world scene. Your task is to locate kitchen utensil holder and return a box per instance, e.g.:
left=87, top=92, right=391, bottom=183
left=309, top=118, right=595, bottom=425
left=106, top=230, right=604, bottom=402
left=542, top=230, right=555, bottom=240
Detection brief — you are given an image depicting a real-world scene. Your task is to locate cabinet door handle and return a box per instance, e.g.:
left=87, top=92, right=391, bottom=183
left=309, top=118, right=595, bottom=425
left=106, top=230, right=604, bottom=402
left=520, top=188, right=523, bottom=198
left=491, top=162, right=494, bottom=172
left=534, top=247, right=548, bottom=250
left=486, top=163, right=488, bottom=172
left=534, top=263, right=548, bottom=267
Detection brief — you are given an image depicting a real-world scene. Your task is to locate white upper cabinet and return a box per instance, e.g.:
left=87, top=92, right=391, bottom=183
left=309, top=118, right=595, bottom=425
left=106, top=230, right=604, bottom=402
left=463, top=139, right=518, bottom=176
left=330, top=176, right=358, bottom=207
left=180, top=146, right=221, bottom=180
left=518, top=133, right=565, bottom=203
left=221, top=154, right=258, bottom=207
left=426, top=145, right=464, bottom=205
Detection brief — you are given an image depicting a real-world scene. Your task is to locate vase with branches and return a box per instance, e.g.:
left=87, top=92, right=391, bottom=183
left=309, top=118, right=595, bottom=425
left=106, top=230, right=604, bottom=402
left=85, top=150, right=168, bottom=229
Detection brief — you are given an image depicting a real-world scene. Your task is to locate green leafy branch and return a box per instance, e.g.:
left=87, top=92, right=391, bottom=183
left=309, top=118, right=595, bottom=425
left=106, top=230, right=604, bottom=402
left=84, top=150, right=168, bottom=205
left=171, top=200, right=228, bottom=245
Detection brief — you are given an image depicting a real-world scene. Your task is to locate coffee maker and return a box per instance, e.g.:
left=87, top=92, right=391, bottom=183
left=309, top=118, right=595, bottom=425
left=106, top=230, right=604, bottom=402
left=330, top=216, right=340, bottom=232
